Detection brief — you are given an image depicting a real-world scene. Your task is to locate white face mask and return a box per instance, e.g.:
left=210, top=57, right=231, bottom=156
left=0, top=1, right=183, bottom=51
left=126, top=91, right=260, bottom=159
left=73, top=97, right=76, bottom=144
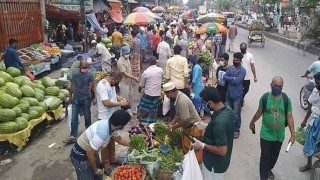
left=124, top=54, right=130, bottom=59
left=220, top=61, right=225, bottom=66
left=111, top=130, right=121, bottom=137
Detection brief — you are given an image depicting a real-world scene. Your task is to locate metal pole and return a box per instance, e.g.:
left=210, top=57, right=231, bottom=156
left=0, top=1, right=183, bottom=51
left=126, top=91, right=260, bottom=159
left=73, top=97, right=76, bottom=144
left=40, top=0, right=46, bottom=42
left=80, top=0, right=87, bottom=52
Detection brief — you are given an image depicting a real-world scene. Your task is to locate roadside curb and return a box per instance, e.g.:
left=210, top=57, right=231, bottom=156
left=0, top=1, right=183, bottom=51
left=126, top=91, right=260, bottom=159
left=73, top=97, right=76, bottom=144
left=236, top=23, right=320, bottom=55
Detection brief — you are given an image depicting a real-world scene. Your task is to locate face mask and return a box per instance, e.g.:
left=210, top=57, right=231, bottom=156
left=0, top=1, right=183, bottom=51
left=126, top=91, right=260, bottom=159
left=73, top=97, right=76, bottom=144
left=80, top=68, right=88, bottom=73
left=271, top=85, right=282, bottom=95
left=240, top=48, right=247, bottom=54
left=111, top=129, right=121, bottom=137
left=124, top=54, right=130, bottom=59
left=111, top=82, right=119, bottom=87
left=220, top=61, right=225, bottom=66
left=233, top=62, right=240, bottom=67
left=316, top=85, right=320, bottom=91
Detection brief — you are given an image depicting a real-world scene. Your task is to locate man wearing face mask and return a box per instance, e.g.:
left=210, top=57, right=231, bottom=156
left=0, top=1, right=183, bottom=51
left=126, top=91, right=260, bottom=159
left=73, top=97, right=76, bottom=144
left=70, top=110, right=131, bottom=180
left=162, top=82, right=202, bottom=159
left=300, top=72, right=320, bottom=173
left=91, top=39, right=112, bottom=72
left=2, top=39, right=25, bottom=70
left=192, top=87, right=235, bottom=180
left=216, top=53, right=230, bottom=103
left=223, top=52, right=246, bottom=139
left=240, top=43, right=257, bottom=107
left=64, top=60, right=97, bottom=144
left=117, top=46, right=140, bottom=116
left=96, top=71, right=129, bottom=168
left=249, top=76, right=295, bottom=180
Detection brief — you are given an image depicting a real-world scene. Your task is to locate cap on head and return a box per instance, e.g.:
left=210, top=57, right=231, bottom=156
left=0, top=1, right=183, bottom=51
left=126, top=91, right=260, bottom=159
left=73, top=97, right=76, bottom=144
left=162, top=82, right=176, bottom=92
left=121, top=46, right=130, bottom=55
left=91, top=40, right=97, bottom=44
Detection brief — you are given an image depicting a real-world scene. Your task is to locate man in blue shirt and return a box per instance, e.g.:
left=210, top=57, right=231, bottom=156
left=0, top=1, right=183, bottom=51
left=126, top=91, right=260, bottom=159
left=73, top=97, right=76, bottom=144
left=3, top=39, right=25, bottom=70
left=137, top=27, right=148, bottom=63
left=223, top=52, right=246, bottom=139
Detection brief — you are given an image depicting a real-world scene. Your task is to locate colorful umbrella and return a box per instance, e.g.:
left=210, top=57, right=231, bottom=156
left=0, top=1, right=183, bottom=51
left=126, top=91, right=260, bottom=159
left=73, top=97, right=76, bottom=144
left=132, top=6, right=150, bottom=12
left=145, top=11, right=164, bottom=23
left=168, top=6, right=178, bottom=10
left=152, top=6, right=166, bottom=13
left=197, top=13, right=226, bottom=24
left=196, top=23, right=227, bottom=34
left=123, top=12, right=156, bottom=26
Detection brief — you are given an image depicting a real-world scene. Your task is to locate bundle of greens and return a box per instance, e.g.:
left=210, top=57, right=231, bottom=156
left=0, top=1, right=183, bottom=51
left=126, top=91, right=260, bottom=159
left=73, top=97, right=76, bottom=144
left=158, top=147, right=184, bottom=172
left=197, top=51, right=213, bottom=66
left=154, top=122, right=167, bottom=143
left=169, top=129, right=183, bottom=148
left=129, top=135, right=147, bottom=151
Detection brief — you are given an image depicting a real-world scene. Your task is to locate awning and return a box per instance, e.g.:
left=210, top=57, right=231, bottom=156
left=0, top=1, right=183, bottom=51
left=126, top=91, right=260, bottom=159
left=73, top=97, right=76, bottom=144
left=107, top=10, right=123, bottom=23
left=128, top=0, right=138, bottom=3
left=45, top=4, right=79, bottom=20
left=93, top=0, right=108, bottom=13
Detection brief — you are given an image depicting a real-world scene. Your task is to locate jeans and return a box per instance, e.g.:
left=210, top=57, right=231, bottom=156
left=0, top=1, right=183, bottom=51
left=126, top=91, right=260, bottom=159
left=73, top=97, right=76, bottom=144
left=220, top=45, right=225, bottom=55
left=260, top=138, right=282, bottom=180
left=70, top=97, right=92, bottom=139
left=226, top=96, right=242, bottom=132
left=243, top=80, right=250, bottom=99
left=70, top=154, right=102, bottom=180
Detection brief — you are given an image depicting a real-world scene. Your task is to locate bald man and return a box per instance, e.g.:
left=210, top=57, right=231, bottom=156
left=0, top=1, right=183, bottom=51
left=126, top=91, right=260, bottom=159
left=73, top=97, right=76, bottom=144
left=64, top=60, right=97, bottom=144
left=138, top=56, right=164, bottom=123
left=249, top=76, right=295, bottom=180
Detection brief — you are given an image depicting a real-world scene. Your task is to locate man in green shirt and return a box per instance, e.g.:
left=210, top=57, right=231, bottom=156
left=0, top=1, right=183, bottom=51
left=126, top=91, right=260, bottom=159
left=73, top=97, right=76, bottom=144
left=249, top=76, right=295, bottom=180
left=191, top=86, right=235, bottom=179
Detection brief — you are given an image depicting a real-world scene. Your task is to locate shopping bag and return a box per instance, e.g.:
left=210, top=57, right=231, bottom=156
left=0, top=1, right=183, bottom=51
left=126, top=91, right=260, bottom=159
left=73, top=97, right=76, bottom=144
left=67, top=104, right=80, bottom=131
left=162, top=96, right=170, bottom=116
left=25, top=70, right=35, bottom=80
left=181, top=149, right=203, bottom=180
left=140, top=154, right=161, bottom=180
left=296, top=127, right=307, bottom=145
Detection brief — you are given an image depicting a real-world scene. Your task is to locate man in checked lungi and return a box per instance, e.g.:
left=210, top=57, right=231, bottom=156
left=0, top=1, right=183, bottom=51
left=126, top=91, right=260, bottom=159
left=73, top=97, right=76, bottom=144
left=163, top=82, right=203, bottom=163
left=138, top=56, right=164, bottom=123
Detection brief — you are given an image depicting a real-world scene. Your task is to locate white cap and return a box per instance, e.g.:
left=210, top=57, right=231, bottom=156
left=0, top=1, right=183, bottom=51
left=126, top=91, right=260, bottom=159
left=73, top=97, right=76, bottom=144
left=91, top=40, right=97, bottom=44
left=140, top=27, right=145, bottom=31
left=162, top=82, right=176, bottom=92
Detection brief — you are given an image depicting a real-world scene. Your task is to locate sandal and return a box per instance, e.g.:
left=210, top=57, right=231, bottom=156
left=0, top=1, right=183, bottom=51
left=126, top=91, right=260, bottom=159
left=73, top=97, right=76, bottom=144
left=299, top=165, right=311, bottom=172
left=63, top=138, right=76, bottom=145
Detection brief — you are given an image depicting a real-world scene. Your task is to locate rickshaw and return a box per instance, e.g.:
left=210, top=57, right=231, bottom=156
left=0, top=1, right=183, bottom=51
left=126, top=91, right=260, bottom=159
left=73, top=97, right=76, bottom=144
left=247, top=20, right=265, bottom=48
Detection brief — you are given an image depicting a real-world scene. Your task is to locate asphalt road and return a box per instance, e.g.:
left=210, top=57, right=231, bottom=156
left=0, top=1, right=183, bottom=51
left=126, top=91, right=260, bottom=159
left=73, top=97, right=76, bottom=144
left=0, top=27, right=318, bottom=180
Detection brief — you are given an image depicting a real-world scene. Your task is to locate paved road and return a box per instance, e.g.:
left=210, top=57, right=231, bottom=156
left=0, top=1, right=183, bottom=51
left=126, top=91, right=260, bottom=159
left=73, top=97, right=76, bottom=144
left=0, top=28, right=318, bottom=180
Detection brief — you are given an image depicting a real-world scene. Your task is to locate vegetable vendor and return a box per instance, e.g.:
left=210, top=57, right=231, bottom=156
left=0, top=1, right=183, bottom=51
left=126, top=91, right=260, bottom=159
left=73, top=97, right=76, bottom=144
left=162, top=82, right=203, bottom=162
left=70, top=110, right=131, bottom=180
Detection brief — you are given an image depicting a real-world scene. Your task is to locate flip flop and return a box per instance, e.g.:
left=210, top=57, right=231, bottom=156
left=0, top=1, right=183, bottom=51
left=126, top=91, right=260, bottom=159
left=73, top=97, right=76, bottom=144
left=299, top=165, right=311, bottom=172
left=63, top=138, right=76, bottom=145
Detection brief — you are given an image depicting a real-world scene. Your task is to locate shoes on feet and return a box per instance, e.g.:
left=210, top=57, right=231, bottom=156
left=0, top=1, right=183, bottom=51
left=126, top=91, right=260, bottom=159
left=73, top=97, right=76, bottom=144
left=268, top=170, right=275, bottom=179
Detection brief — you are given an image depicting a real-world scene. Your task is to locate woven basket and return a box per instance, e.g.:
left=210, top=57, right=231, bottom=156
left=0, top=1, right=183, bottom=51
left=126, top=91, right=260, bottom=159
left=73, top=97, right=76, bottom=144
left=111, top=165, right=146, bottom=180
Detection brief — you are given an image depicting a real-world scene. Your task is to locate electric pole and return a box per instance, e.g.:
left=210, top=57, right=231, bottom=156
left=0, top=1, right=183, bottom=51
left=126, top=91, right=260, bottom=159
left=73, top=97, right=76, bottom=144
left=80, top=0, right=87, bottom=52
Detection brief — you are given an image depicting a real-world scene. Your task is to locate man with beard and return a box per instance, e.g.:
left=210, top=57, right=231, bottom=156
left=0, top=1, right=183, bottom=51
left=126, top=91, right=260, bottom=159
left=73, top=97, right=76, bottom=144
left=249, top=76, right=295, bottom=180
left=240, top=43, right=257, bottom=106
left=96, top=71, right=129, bottom=169
left=223, top=52, right=246, bottom=139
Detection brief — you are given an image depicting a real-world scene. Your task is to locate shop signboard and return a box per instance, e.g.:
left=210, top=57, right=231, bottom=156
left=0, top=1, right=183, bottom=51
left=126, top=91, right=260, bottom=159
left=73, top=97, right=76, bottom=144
left=48, top=0, right=93, bottom=11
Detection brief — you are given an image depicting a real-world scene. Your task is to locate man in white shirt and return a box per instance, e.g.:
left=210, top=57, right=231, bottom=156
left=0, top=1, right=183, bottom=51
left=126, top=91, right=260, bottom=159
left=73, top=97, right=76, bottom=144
left=96, top=71, right=129, bottom=166
left=138, top=56, right=164, bottom=123
left=92, top=38, right=112, bottom=72
left=157, top=31, right=171, bottom=73
left=240, top=43, right=257, bottom=106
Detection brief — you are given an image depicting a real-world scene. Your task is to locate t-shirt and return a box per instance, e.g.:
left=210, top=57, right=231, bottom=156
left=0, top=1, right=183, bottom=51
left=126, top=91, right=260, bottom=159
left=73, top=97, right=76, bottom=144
left=96, top=43, right=112, bottom=71
left=307, top=88, right=320, bottom=126
left=112, top=31, right=123, bottom=46
left=72, top=69, right=95, bottom=101
left=259, top=93, right=292, bottom=142
left=203, top=106, right=234, bottom=173
left=96, top=79, right=119, bottom=120
left=175, top=92, right=201, bottom=125
left=71, top=120, right=112, bottom=160
left=241, top=52, right=254, bottom=80
left=308, top=61, right=320, bottom=75
left=137, top=33, right=148, bottom=49
left=216, top=66, right=229, bottom=86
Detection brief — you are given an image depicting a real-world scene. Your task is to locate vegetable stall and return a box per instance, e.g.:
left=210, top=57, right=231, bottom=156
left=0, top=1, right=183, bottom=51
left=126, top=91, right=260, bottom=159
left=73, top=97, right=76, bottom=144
left=0, top=67, right=67, bottom=150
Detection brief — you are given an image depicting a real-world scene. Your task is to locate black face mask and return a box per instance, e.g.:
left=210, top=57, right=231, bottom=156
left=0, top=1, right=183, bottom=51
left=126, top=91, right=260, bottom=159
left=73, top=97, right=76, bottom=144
left=316, top=85, right=320, bottom=91
left=233, top=62, right=240, bottom=67
left=111, top=82, right=119, bottom=87
left=240, top=48, right=246, bottom=54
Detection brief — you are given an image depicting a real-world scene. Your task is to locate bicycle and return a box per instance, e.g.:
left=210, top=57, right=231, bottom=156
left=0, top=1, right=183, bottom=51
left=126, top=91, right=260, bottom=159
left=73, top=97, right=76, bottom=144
left=300, top=76, right=314, bottom=110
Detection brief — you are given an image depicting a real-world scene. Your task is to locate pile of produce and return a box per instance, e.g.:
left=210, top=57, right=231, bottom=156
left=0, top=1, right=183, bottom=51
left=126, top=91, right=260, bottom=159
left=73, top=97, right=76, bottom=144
left=93, top=71, right=108, bottom=81
left=101, top=38, right=112, bottom=50
left=197, top=51, right=213, bottom=66
left=113, top=165, right=144, bottom=180
left=123, top=35, right=132, bottom=47
left=0, top=67, right=67, bottom=134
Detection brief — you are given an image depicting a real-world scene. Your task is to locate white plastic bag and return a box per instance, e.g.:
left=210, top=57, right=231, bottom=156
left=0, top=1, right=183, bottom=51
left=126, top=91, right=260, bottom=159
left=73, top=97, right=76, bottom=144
left=162, top=95, right=170, bottom=116
left=67, top=104, right=80, bottom=131
left=181, top=149, right=203, bottom=180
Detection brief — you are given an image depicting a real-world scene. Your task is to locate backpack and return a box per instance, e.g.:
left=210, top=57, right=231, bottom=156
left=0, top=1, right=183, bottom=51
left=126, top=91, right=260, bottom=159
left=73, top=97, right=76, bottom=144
left=262, top=92, right=289, bottom=127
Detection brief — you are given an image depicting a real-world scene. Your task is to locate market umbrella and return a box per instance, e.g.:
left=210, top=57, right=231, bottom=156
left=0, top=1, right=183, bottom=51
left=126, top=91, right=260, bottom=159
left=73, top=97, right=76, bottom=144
left=152, top=6, right=166, bottom=13
left=123, top=12, right=156, bottom=26
left=196, top=22, right=227, bottom=34
left=168, top=6, right=178, bottom=11
left=197, top=13, right=226, bottom=24
left=145, top=11, right=164, bottom=23
left=132, top=6, right=150, bottom=12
